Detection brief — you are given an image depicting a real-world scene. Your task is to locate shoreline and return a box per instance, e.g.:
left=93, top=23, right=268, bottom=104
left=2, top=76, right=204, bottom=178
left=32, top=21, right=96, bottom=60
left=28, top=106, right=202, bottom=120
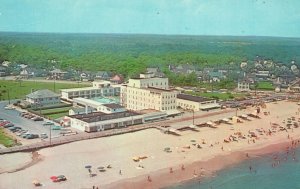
left=105, top=137, right=297, bottom=189
left=1, top=100, right=300, bottom=189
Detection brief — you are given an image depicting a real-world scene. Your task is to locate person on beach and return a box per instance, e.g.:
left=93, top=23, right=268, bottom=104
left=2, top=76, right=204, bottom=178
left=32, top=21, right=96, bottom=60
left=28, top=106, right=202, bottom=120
left=147, top=175, right=152, bottom=182
left=181, top=165, right=185, bottom=170
left=246, top=153, right=249, bottom=158
left=119, top=170, right=122, bottom=175
left=221, top=146, right=224, bottom=151
left=170, top=167, right=173, bottom=173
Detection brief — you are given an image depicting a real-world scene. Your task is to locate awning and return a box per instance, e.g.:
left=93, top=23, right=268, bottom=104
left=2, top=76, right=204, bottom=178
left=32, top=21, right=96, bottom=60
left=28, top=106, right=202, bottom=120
left=222, top=118, right=230, bottom=122
left=206, top=121, right=216, bottom=126
left=165, top=109, right=182, bottom=116
left=200, top=104, right=221, bottom=110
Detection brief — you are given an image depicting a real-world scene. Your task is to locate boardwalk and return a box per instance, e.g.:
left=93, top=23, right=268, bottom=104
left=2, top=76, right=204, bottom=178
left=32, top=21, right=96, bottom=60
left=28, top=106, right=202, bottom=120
left=0, top=109, right=235, bottom=154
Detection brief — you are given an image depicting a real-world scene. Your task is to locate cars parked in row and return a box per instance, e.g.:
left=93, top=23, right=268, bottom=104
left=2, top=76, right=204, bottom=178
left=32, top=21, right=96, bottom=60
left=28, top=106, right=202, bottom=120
left=20, top=112, right=44, bottom=121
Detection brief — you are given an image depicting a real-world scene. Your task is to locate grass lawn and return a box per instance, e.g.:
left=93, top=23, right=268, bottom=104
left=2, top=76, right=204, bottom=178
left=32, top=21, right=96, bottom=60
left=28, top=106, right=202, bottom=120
left=31, top=106, right=71, bottom=120
left=0, top=80, right=90, bottom=100
left=0, top=128, right=16, bottom=147
left=256, top=81, right=274, bottom=90
left=185, top=91, right=246, bottom=100
left=47, top=112, right=69, bottom=119
left=40, top=107, right=71, bottom=114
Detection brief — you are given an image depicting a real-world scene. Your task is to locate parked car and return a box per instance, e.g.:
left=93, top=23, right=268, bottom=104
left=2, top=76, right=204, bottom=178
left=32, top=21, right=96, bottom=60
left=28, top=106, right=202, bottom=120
left=3, top=123, right=14, bottom=128
left=40, top=133, right=48, bottom=139
left=52, top=126, right=61, bottom=130
left=33, top=117, right=44, bottom=121
left=26, top=134, right=39, bottom=139
left=43, top=122, right=54, bottom=126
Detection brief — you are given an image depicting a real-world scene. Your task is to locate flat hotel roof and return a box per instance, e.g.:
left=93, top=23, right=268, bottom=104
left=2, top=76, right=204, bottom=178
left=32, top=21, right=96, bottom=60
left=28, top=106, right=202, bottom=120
left=69, top=111, right=140, bottom=123
left=177, top=94, right=212, bottom=102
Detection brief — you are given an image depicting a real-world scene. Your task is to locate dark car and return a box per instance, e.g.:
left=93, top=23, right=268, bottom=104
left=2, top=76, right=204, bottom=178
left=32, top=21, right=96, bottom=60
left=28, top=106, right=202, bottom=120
left=33, top=117, right=44, bottom=121
left=26, top=134, right=39, bottom=139
left=3, top=123, right=14, bottom=128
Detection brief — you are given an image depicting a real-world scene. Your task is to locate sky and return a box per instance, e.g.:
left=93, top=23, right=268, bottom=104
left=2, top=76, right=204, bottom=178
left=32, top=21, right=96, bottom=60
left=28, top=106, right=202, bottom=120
left=0, top=0, right=299, bottom=37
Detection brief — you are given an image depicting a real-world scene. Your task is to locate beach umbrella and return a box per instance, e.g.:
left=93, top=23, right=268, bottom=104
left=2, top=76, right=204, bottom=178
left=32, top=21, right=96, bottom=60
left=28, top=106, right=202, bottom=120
left=85, top=165, right=92, bottom=169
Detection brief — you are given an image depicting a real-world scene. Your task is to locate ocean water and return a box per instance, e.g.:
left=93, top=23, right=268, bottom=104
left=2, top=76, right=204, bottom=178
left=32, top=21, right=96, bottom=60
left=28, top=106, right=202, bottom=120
left=167, top=148, right=300, bottom=189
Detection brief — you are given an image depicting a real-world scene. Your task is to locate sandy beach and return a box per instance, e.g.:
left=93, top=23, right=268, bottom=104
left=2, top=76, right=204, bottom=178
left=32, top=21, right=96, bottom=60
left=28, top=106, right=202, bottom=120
left=1, top=100, right=300, bottom=189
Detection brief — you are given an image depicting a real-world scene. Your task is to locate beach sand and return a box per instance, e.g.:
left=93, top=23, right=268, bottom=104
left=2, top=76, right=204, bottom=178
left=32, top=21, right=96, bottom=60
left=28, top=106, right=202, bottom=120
left=0, top=100, right=300, bottom=189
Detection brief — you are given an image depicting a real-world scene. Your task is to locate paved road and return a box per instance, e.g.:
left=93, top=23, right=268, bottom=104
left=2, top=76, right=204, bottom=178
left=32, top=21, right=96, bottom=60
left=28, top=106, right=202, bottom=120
left=0, top=101, right=61, bottom=138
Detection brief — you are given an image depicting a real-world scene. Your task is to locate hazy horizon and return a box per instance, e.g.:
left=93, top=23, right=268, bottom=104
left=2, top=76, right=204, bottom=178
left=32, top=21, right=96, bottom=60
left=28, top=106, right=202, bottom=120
left=1, top=0, right=300, bottom=38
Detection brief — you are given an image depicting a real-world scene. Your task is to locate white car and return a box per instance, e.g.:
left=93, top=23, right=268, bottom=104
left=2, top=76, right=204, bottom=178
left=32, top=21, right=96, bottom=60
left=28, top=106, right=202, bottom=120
left=4, top=106, right=14, bottom=110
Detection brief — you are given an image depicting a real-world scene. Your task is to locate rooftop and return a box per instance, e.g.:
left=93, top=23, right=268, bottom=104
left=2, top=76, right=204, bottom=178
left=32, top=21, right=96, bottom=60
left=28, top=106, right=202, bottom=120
left=147, top=87, right=174, bottom=93
left=102, top=103, right=124, bottom=109
left=26, top=89, right=60, bottom=99
left=69, top=111, right=140, bottom=123
left=61, top=87, right=98, bottom=92
left=177, top=94, right=212, bottom=102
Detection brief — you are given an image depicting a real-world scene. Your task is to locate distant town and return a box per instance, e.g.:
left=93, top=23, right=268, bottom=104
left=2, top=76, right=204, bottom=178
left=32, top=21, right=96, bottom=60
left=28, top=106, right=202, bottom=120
left=1, top=57, right=300, bottom=188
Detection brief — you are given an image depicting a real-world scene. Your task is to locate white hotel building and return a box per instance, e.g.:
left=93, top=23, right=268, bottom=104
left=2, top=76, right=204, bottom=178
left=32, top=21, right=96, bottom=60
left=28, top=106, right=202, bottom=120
left=61, top=81, right=120, bottom=101
left=120, top=73, right=178, bottom=111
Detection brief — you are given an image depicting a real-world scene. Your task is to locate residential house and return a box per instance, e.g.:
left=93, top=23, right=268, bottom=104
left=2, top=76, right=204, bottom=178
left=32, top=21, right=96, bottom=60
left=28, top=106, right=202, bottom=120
left=110, top=74, right=124, bottom=84
left=49, top=69, right=68, bottom=80
left=208, top=72, right=225, bottom=82
left=288, top=78, right=300, bottom=92
left=146, top=67, right=165, bottom=77
left=26, top=89, right=61, bottom=106
left=20, top=69, right=34, bottom=79
left=0, top=66, right=8, bottom=77
left=94, top=71, right=112, bottom=80
left=237, top=80, right=251, bottom=92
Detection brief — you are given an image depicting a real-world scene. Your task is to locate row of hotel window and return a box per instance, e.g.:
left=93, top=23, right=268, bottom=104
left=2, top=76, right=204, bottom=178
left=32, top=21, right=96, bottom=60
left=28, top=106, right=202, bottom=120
left=128, top=100, right=175, bottom=104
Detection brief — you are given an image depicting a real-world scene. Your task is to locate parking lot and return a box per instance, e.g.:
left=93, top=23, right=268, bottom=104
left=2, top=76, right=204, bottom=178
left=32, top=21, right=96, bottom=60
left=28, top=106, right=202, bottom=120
left=0, top=101, right=62, bottom=143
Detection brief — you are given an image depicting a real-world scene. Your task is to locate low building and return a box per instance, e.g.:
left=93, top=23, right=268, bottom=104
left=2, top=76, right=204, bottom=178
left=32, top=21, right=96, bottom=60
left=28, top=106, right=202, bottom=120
left=26, top=89, right=60, bottom=106
left=237, top=80, right=251, bottom=92
left=61, top=81, right=120, bottom=101
left=69, top=107, right=96, bottom=116
left=72, top=98, right=124, bottom=113
left=176, top=94, right=220, bottom=111
left=68, top=111, right=144, bottom=132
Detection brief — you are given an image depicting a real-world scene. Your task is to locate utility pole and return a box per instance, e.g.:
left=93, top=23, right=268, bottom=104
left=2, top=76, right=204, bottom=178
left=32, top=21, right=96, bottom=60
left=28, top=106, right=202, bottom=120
left=7, top=89, right=10, bottom=104
left=53, top=79, right=56, bottom=92
left=192, top=109, right=195, bottom=125
left=49, top=124, right=52, bottom=146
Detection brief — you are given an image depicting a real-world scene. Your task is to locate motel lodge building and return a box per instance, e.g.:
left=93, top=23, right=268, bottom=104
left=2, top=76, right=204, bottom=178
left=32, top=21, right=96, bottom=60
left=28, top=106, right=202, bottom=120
left=61, top=81, right=120, bottom=101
